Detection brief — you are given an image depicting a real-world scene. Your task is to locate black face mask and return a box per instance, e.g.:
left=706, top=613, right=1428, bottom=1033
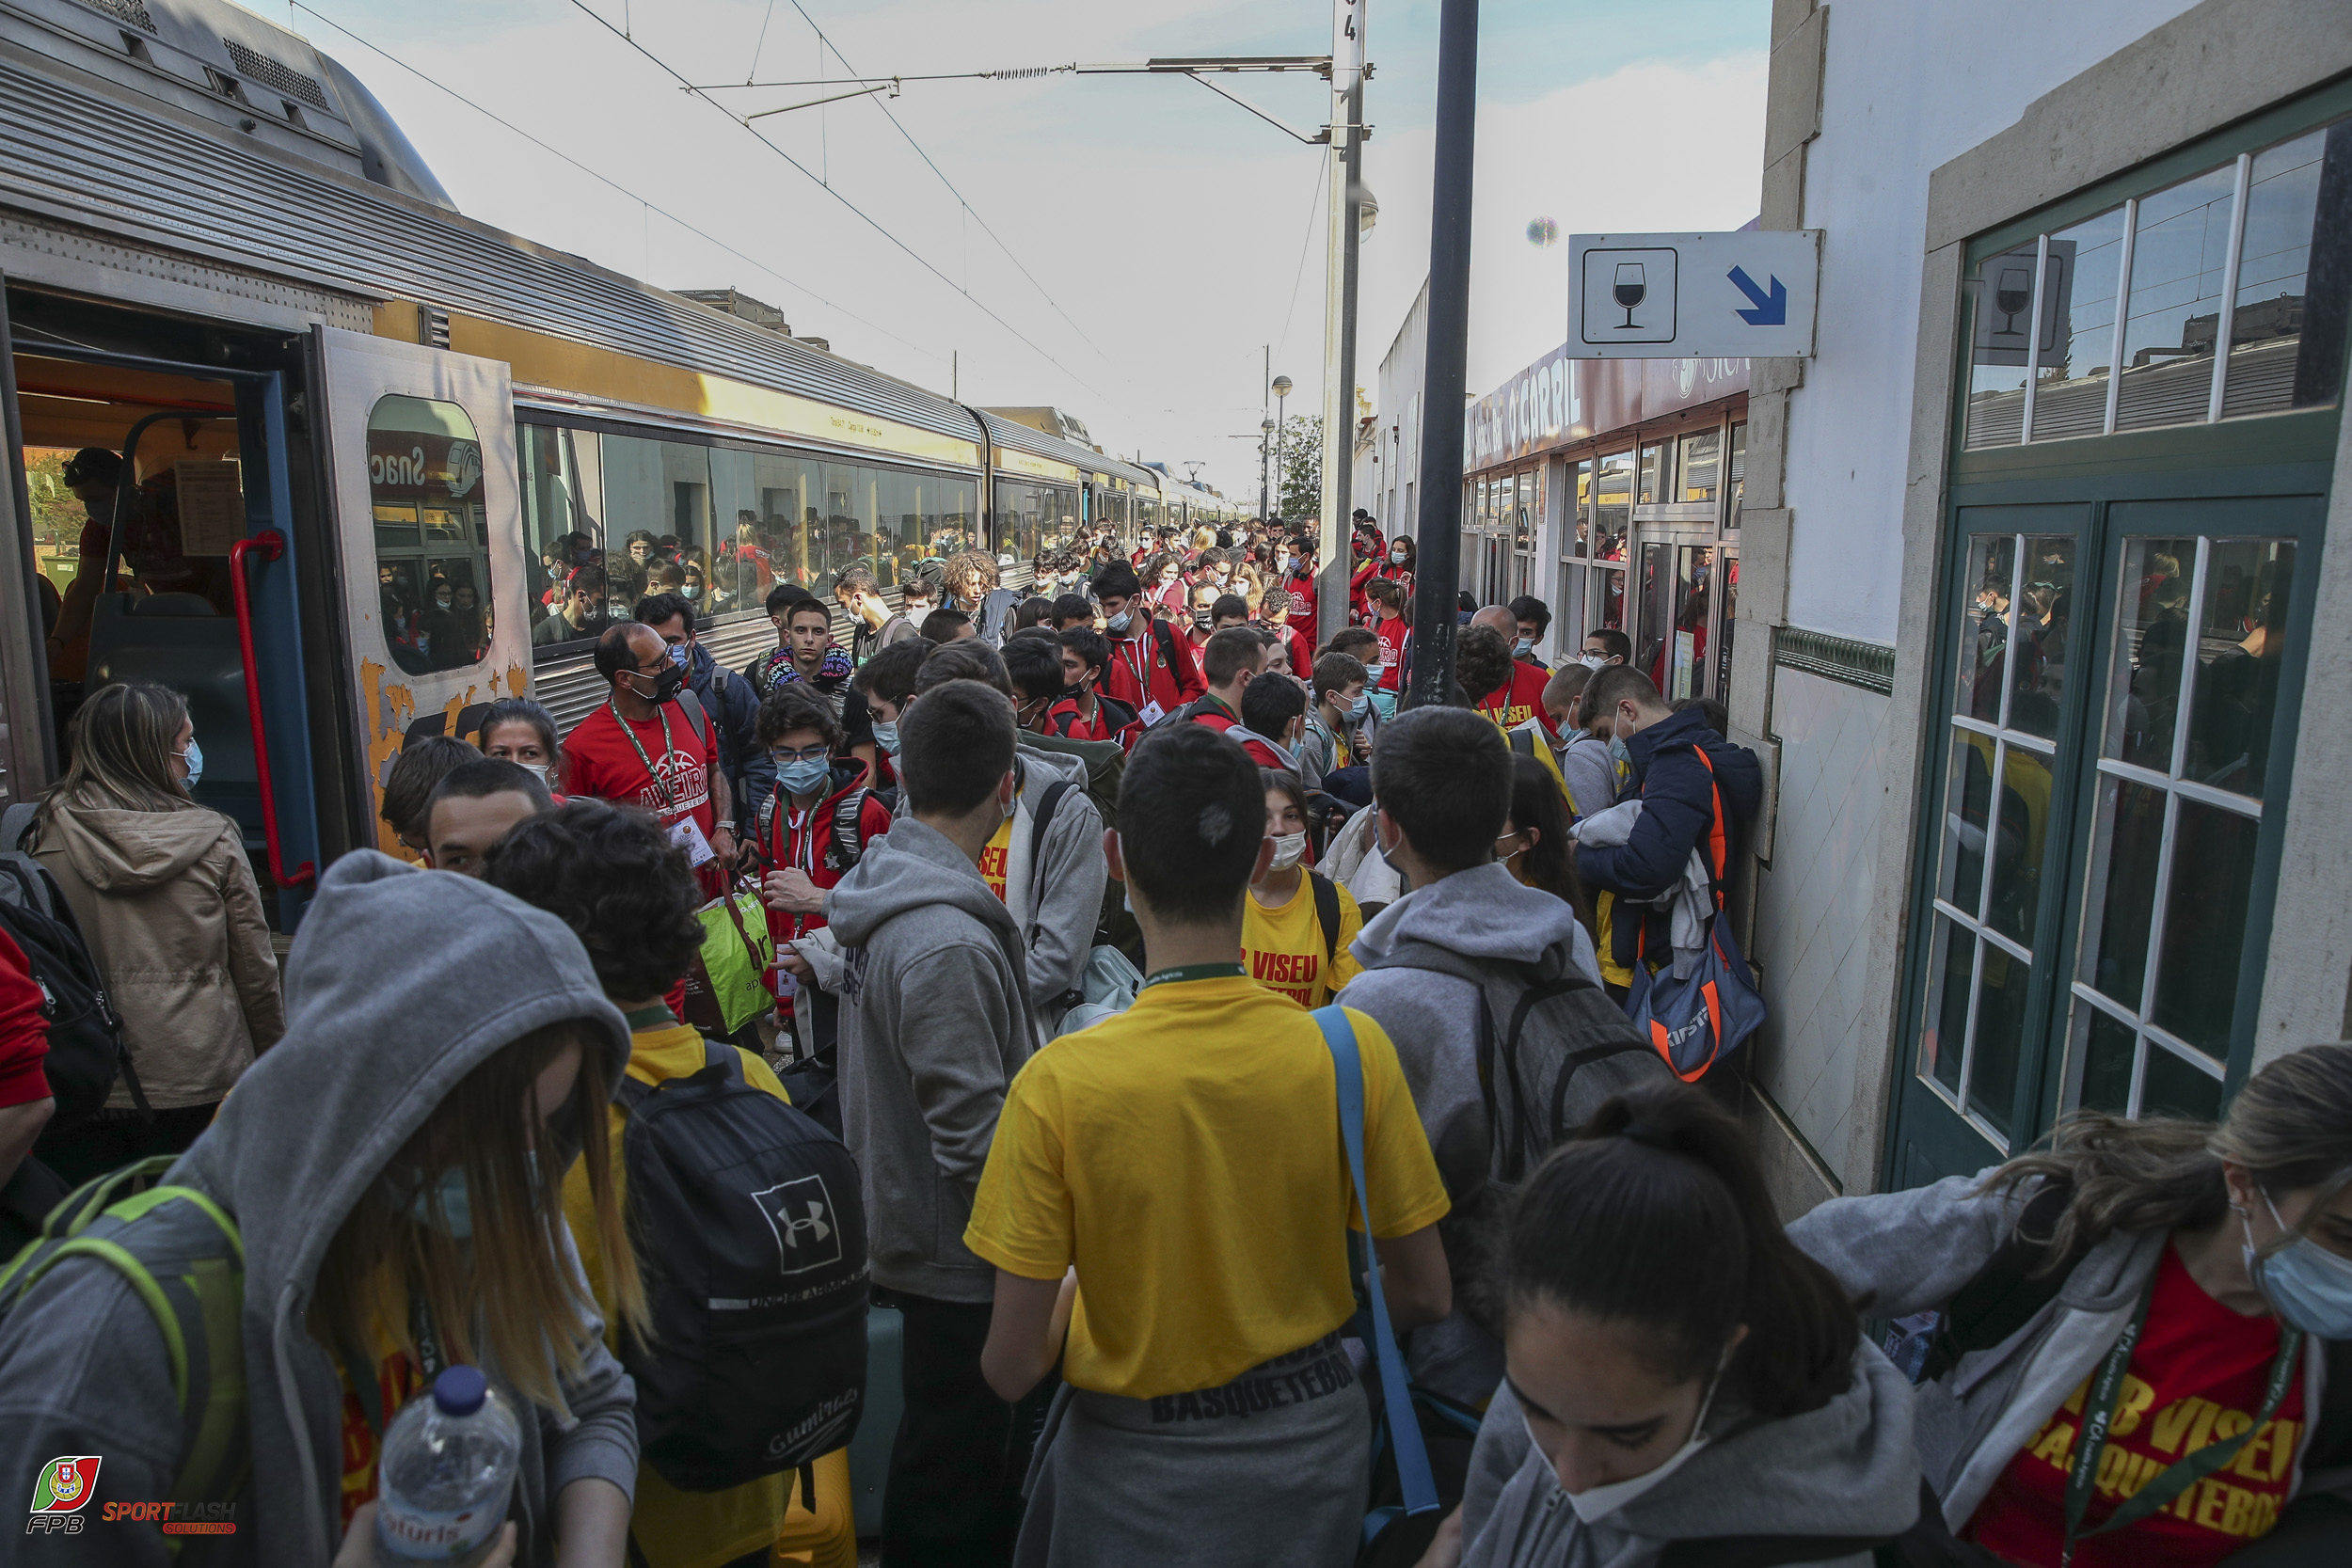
left=629, top=663, right=687, bottom=705
left=1192, top=608, right=1215, bottom=628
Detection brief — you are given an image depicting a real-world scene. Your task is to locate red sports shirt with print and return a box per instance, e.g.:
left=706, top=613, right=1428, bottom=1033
left=1965, top=1241, right=2308, bottom=1568
left=561, top=703, right=716, bottom=843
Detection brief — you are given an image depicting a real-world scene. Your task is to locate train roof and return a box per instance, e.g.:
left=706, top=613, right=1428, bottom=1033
left=976, top=410, right=1159, bottom=489
left=0, top=0, right=988, bottom=447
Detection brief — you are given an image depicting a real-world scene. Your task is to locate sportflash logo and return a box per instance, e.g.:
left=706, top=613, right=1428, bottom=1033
left=27, top=1456, right=238, bottom=1536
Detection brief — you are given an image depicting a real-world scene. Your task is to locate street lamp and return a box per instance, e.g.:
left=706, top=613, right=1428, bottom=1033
left=1259, top=417, right=1276, bottom=523
left=1271, top=375, right=1293, bottom=518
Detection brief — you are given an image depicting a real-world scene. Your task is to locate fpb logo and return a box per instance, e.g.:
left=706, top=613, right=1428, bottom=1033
left=30, top=1458, right=100, bottom=1514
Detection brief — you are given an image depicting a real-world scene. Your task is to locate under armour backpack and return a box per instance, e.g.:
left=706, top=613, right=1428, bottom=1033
left=616, top=1041, right=868, bottom=1495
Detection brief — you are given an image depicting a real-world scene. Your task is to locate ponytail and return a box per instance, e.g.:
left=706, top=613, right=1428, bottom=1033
left=1498, top=1081, right=1858, bottom=1419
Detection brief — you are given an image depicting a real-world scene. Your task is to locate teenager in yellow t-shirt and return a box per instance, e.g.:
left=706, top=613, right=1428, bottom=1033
left=965, top=723, right=1450, bottom=1566
left=1242, top=769, right=1363, bottom=1007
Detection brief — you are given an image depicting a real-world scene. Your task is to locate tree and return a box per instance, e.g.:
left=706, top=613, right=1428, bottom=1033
left=1276, top=413, right=1322, bottom=520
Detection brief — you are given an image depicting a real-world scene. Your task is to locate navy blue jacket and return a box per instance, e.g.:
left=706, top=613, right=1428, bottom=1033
left=688, top=640, right=773, bottom=826
left=1577, top=705, right=1762, bottom=968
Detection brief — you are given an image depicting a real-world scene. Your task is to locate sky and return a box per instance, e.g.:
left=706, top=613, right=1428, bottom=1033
left=282, top=0, right=1768, bottom=498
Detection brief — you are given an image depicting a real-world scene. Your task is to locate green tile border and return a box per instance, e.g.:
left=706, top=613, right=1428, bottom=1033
left=1772, top=626, right=1896, bottom=695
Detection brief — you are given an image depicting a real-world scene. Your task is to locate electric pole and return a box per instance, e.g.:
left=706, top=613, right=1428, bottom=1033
left=1406, top=0, right=1475, bottom=709
left=1314, top=0, right=1365, bottom=647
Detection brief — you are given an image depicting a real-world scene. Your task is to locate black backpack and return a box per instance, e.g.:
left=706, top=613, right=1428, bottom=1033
left=0, top=807, right=149, bottom=1134
left=615, top=1041, right=868, bottom=1501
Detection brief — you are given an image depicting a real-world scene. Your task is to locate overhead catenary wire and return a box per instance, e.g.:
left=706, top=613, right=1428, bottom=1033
left=566, top=0, right=1108, bottom=403
left=283, top=1, right=939, bottom=370
left=1273, top=151, right=1327, bottom=374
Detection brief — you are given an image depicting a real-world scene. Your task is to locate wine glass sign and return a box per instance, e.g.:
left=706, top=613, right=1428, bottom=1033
left=1968, top=242, right=2074, bottom=370
left=1571, top=231, right=1820, bottom=358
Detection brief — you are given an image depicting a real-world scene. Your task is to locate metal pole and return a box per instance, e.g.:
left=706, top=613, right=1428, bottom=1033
left=1260, top=343, right=1272, bottom=522
left=1314, top=0, right=1364, bottom=649
left=1406, top=0, right=1474, bottom=709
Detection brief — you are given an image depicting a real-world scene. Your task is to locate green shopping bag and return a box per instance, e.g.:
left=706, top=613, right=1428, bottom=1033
left=680, top=881, right=775, bottom=1036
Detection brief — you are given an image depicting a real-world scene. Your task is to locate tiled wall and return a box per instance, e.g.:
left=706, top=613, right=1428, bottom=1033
left=1751, top=664, right=1895, bottom=1196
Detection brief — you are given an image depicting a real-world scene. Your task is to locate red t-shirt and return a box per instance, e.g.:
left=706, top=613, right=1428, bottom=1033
left=1477, top=661, right=1558, bottom=738
left=0, top=929, right=51, bottom=1108
left=763, top=778, right=894, bottom=944
left=1283, top=569, right=1318, bottom=637
left=1967, top=1243, right=2308, bottom=1568
left=1374, top=617, right=1410, bottom=691
left=562, top=702, right=716, bottom=844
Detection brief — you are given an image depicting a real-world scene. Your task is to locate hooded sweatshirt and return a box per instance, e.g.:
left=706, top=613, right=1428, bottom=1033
left=826, top=816, right=1037, bottom=1303
left=1337, top=863, right=1650, bottom=1405
left=1006, top=742, right=1107, bottom=1022
left=0, top=850, right=639, bottom=1566
left=1457, top=1350, right=1921, bottom=1568
left=32, top=799, right=284, bottom=1106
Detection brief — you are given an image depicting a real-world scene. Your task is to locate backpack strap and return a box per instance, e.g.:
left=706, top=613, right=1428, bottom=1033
left=675, top=687, right=712, bottom=750
left=1, top=801, right=36, bottom=853
left=1310, top=1006, right=1438, bottom=1520
left=757, top=787, right=779, bottom=853
left=831, top=787, right=875, bottom=870
left=1024, top=779, right=1076, bottom=932
left=1509, top=727, right=1536, bottom=759
left=1309, top=871, right=1342, bottom=968
left=1919, top=1179, right=2080, bottom=1383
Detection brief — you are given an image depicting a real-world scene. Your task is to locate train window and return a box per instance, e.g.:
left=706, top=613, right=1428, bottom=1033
left=370, top=395, right=491, bottom=675
left=519, top=424, right=598, bottom=640
left=597, top=434, right=711, bottom=620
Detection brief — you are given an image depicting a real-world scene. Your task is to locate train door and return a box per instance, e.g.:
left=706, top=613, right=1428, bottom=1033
left=3, top=281, right=326, bottom=928
left=313, top=327, right=524, bottom=858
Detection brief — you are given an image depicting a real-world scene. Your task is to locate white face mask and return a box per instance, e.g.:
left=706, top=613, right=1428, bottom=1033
left=1267, top=832, right=1308, bottom=872
left=1540, top=1365, right=1724, bottom=1524
left=1580, top=652, right=1610, bottom=671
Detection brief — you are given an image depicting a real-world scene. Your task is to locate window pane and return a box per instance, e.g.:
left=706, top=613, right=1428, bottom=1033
left=1636, top=542, right=1675, bottom=689
left=2077, top=1005, right=2137, bottom=1114
left=1936, top=730, right=1995, bottom=919
left=1986, top=743, right=2055, bottom=946
left=1920, top=915, right=1972, bottom=1097
left=1638, top=441, right=1668, bottom=506
left=1592, top=563, right=1625, bottom=632
left=2223, top=120, right=2352, bottom=419
left=2082, top=774, right=2165, bottom=1017
left=518, top=425, right=594, bottom=639
left=2030, top=207, right=2128, bottom=441
left=1592, top=451, right=1631, bottom=561
left=369, top=395, right=491, bottom=673
left=2150, top=797, right=2261, bottom=1059
left=1714, top=553, right=1739, bottom=699
left=2184, top=538, right=2294, bottom=796
left=1571, top=458, right=1594, bottom=555
left=1955, top=534, right=2017, bottom=723
left=1968, top=942, right=2030, bottom=1138
left=1726, top=421, right=1747, bottom=529
left=2009, top=535, right=2076, bottom=739
left=2105, top=535, right=2197, bottom=770
left=2115, top=164, right=2236, bottom=431
left=876, top=468, right=922, bottom=588
left=1556, top=562, right=1587, bottom=649
left=706, top=449, right=760, bottom=617
left=2142, top=1043, right=2225, bottom=1120
left=1678, top=430, right=1721, bottom=502
left=1965, top=245, right=2039, bottom=448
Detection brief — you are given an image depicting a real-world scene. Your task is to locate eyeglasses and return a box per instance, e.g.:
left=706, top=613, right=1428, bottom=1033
left=770, top=743, right=832, bottom=765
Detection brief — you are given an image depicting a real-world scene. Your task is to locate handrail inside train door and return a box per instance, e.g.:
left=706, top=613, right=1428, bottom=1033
left=230, top=530, right=316, bottom=889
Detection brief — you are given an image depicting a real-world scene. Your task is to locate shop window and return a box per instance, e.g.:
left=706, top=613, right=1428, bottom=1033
left=2222, top=123, right=2350, bottom=420
left=1678, top=429, right=1721, bottom=503
left=1725, top=421, right=1747, bottom=531
left=1638, top=440, right=1670, bottom=506
left=370, top=395, right=491, bottom=675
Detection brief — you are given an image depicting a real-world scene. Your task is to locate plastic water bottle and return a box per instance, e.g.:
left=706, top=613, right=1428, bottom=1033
left=374, top=1366, right=520, bottom=1565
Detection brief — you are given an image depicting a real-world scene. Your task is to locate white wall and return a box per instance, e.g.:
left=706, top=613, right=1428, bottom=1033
left=1781, top=0, right=2201, bottom=643
left=1372, top=278, right=1430, bottom=537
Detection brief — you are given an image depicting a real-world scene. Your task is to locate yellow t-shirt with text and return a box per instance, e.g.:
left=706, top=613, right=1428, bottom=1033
left=1242, top=874, right=1364, bottom=1008
left=965, top=975, right=1449, bottom=1400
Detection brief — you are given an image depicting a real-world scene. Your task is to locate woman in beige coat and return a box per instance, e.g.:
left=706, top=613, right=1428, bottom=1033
left=31, top=681, right=283, bottom=1183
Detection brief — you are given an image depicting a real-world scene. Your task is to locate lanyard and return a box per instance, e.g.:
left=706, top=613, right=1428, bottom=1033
left=609, top=695, right=678, bottom=812
left=2059, top=1276, right=2304, bottom=1565
left=1118, top=627, right=1157, bottom=695
left=1141, top=961, right=1247, bottom=990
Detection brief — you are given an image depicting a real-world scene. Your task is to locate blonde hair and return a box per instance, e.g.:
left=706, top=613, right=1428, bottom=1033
left=1986, top=1042, right=2352, bottom=1269
left=310, top=1021, right=646, bottom=1414
left=38, top=682, right=194, bottom=832
left=1190, top=526, right=1216, bottom=552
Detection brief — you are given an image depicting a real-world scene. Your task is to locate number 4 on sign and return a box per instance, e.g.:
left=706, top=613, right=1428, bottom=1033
left=1727, top=266, right=1788, bottom=326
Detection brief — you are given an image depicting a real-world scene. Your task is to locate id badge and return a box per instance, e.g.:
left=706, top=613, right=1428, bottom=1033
left=670, top=816, right=716, bottom=868
left=1138, top=700, right=1167, bottom=726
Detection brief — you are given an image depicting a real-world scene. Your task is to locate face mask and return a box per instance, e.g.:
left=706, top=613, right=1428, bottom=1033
left=1214, top=567, right=1232, bottom=584
left=1282, top=554, right=1298, bottom=574
left=630, top=663, right=687, bottom=705
left=1515, top=637, right=1536, bottom=657
left=435, top=595, right=453, bottom=610
left=1107, top=610, right=1133, bottom=635
left=1608, top=735, right=1633, bottom=768
left=1547, top=1363, right=1724, bottom=1524
left=1580, top=652, right=1610, bottom=671
left=1192, top=608, right=1215, bottom=628
left=666, top=641, right=692, bottom=671
left=518, top=762, right=551, bottom=786
left=1267, top=832, right=1308, bottom=872
left=2244, top=1193, right=2352, bottom=1338
left=1347, top=693, right=1371, bottom=722
left=410, top=1166, right=474, bottom=1239
left=1366, top=661, right=1387, bottom=682
left=871, top=720, right=901, bottom=757
left=683, top=585, right=704, bottom=601
left=1390, top=547, right=1408, bottom=564
left=176, top=736, right=204, bottom=789
left=778, top=755, right=832, bottom=797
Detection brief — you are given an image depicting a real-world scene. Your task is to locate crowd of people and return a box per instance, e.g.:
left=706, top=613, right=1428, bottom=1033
left=1, top=510, right=2346, bottom=1568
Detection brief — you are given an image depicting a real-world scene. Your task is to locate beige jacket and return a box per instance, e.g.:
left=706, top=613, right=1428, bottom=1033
left=32, top=801, right=284, bottom=1108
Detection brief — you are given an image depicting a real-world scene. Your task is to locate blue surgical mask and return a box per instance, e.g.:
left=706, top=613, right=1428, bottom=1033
left=1514, top=637, right=1536, bottom=657
left=1346, top=693, right=1370, bottom=722
left=778, top=755, right=832, bottom=797
left=2246, top=1193, right=2352, bottom=1338
left=667, top=641, right=691, bottom=671
left=1608, top=735, right=1633, bottom=768
left=405, top=1154, right=539, bottom=1239
left=176, top=736, right=204, bottom=789
left=1106, top=610, right=1133, bottom=635
left=871, top=720, right=901, bottom=757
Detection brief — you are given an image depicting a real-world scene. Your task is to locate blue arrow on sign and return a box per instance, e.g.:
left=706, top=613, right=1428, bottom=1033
left=1727, top=265, right=1788, bottom=326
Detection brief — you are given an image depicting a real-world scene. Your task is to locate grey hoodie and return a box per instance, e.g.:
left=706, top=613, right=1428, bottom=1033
left=1337, top=863, right=1647, bottom=1406
left=0, top=850, right=639, bottom=1565
left=828, top=816, right=1037, bottom=1303
left=1459, top=1349, right=1920, bottom=1568
left=1006, top=743, right=1108, bottom=1023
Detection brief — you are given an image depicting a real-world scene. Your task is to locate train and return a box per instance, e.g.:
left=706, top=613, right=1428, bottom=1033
left=0, top=0, right=1243, bottom=927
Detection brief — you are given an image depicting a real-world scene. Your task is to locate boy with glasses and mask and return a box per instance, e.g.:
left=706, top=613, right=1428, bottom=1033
left=1089, top=561, right=1202, bottom=725
left=564, top=622, right=738, bottom=893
